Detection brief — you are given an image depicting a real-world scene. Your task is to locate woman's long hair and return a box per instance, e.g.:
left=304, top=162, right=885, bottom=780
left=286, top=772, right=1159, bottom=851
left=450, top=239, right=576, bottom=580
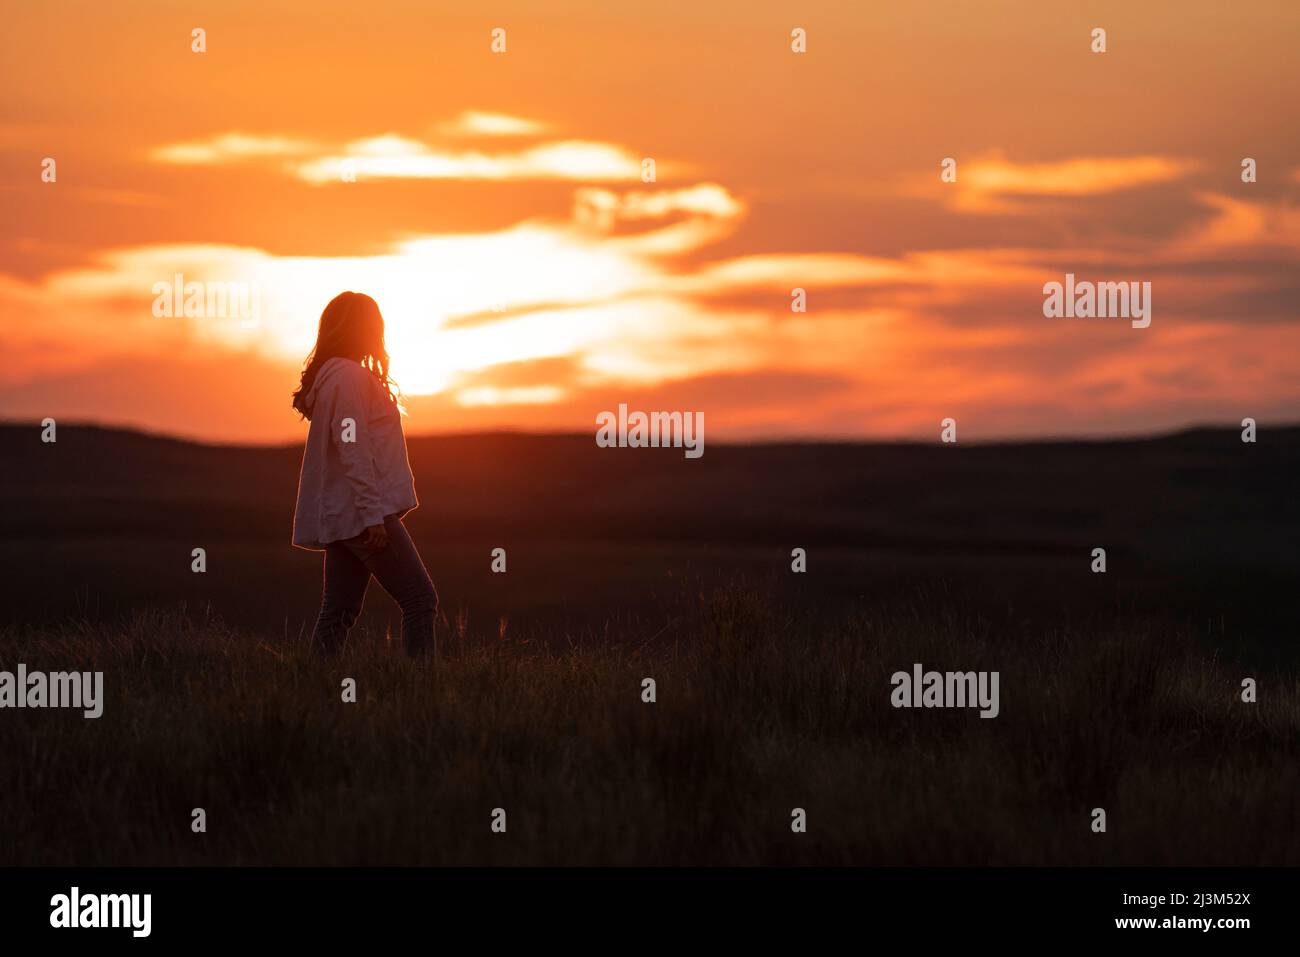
left=292, top=292, right=401, bottom=420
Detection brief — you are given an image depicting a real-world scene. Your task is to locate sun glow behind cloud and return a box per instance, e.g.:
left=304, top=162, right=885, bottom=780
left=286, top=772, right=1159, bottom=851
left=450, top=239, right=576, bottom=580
left=39, top=127, right=769, bottom=402
left=24, top=153, right=1300, bottom=435
left=33, top=175, right=759, bottom=400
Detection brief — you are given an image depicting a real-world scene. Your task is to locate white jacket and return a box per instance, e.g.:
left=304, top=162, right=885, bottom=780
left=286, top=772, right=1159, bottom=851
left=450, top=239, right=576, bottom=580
left=292, top=357, right=419, bottom=549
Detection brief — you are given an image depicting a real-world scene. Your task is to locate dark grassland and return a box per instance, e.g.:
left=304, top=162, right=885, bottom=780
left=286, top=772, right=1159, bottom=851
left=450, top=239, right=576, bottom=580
left=0, top=424, right=1297, bottom=864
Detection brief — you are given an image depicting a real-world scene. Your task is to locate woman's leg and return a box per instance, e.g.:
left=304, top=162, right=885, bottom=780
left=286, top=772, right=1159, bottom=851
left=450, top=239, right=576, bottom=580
left=357, top=515, right=438, bottom=657
left=309, top=541, right=372, bottom=656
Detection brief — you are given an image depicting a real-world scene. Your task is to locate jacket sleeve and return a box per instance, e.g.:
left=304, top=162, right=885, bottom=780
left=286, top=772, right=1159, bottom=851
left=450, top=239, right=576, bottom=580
left=325, top=366, right=387, bottom=528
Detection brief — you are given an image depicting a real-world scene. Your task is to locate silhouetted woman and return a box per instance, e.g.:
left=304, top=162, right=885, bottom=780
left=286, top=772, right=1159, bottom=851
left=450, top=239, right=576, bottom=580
left=291, top=291, right=437, bottom=657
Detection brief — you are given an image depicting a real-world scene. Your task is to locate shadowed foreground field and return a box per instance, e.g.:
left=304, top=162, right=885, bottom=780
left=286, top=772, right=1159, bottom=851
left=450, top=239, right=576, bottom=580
left=1, top=424, right=1297, bottom=865
left=2, top=585, right=1296, bottom=866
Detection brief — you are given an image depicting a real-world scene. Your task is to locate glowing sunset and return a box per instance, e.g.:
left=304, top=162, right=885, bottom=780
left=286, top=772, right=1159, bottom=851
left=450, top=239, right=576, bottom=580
left=3, top=1, right=1300, bottom=929
left=3, top=2, right=1299, bottom=443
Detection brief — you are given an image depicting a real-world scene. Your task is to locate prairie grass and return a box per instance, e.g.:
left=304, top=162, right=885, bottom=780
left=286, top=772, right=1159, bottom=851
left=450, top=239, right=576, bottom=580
left=1, top=585, right=1296, bottom=866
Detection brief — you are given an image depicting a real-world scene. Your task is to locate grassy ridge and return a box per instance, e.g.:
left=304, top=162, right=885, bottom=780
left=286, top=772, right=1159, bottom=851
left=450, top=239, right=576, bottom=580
left=2, top=586, right=1296, bottom=866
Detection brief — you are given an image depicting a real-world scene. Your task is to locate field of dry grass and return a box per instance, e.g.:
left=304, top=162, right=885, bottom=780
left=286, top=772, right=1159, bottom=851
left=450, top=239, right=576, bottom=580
left=3, top=584, right=1296, bottom=866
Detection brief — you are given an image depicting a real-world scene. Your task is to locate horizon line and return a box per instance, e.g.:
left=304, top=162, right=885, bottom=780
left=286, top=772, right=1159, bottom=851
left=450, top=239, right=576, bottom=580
left=2, top=417, right=1292, bottom=453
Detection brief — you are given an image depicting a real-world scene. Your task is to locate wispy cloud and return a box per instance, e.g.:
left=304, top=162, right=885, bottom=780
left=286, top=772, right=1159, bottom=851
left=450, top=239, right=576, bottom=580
left=296, top=139, right=645, bottom=183
left=150, top=133, right=324, bottom=165
left=573, top=184, right=744, bottom=227
left=435, top=110, right=549, bottom=137
left=921, top=153, right=1198, bottom=214
left=150, top=117, right=662, bottom=184
left=1176, top=192, right=1300, bottom=250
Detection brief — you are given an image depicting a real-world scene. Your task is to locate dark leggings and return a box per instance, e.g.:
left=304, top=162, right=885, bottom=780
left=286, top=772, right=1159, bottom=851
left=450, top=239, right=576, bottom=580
left=310, top=514, right=438, bottom=657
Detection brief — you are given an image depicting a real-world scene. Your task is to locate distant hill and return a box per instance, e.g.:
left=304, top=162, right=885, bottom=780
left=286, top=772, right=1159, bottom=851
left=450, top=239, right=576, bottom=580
left=1, top=423, right=1297, bottom=659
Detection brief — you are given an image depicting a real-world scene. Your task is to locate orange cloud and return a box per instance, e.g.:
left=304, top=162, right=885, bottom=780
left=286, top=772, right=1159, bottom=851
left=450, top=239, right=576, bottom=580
left=434, top=111, right=549, bottom=137
left=151, top=133, right=323, bottom=165
left=1176, top=192, right=1300, bottom=250
left=920, top=153, right=1198, bottom=213
left=150, top=121, right=667, bottom=184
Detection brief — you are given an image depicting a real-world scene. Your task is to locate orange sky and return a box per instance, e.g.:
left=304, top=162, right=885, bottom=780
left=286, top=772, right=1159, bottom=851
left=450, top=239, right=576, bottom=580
left=1, top=0, right=1298, bottom=443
